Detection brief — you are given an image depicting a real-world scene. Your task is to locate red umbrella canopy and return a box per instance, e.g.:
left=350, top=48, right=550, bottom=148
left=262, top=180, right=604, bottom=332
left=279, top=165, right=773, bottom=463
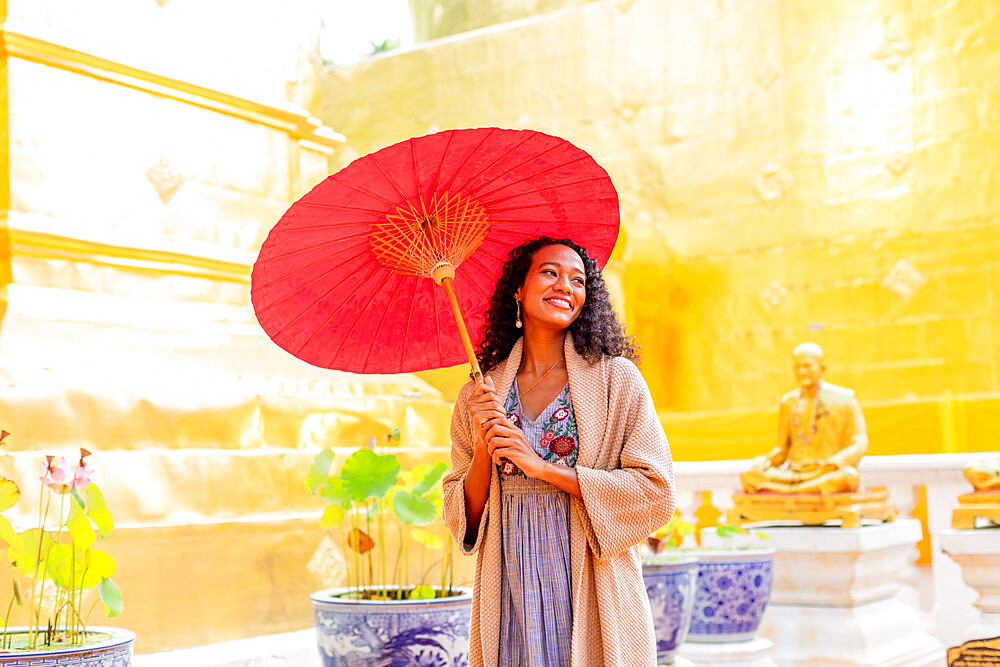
left=251, top=127, right=619, bottom=374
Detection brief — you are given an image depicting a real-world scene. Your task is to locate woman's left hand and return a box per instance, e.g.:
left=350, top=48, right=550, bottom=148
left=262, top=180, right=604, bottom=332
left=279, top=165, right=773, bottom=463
left=485, top=421, right=544, bottom=479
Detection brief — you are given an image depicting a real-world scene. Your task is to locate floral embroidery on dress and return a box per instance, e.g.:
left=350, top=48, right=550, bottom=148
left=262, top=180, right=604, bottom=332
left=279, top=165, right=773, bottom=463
left=499, top=382, right=579, bottom=477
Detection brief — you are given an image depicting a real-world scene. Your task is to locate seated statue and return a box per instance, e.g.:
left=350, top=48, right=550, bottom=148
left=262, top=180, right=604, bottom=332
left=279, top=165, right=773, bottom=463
left=741, top=342, right=868, bottom=494
left=964, top=458, right=1000, bottom=492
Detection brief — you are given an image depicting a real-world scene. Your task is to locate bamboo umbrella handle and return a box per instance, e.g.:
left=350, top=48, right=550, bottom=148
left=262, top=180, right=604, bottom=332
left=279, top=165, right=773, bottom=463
left=433, top=265, right=484, bottom=385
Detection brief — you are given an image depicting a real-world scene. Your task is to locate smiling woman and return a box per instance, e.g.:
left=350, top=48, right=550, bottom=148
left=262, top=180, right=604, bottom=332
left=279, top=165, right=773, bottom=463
left=442, top=236, right=676, bottom=667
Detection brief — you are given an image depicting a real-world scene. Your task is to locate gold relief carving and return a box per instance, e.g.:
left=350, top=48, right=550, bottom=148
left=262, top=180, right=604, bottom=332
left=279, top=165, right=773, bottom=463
left=873, top=31, right=912, bottom=72
left=755, top=65, right=780, bottom=90
left=146, top=155, right=184, bottom=204
left=885, top=151, right=911, bottom=176
left=761, top=280, right=789, bottom=308
left=750, top=163, right=793, bottom=207
left=615, top=0, right=638, bottom=13
left=614, top=86, right=644, bottom=122
left=882, top=258, right=926, bottom=302
left=0, top=22, right=343, bottom=151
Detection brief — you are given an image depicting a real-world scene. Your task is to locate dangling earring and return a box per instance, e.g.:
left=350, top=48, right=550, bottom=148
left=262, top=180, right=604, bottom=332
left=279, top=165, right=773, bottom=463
left=515, top=299, right=522, bottom=328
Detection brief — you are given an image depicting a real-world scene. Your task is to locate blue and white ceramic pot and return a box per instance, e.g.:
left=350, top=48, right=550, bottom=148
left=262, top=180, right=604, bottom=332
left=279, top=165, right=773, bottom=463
left=686, top=548, right=775, bottom=643
left=642, top=556, right=698, bottom=664
left=0, top=626, right=135, bottom=665
left=311, top=587, right=473, bottom=666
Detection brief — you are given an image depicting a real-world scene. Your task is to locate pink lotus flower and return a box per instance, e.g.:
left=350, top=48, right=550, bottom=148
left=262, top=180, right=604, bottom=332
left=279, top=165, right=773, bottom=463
left=73, top=464, right=94, bottom=491
left=41, top=457, right=73, bottom=494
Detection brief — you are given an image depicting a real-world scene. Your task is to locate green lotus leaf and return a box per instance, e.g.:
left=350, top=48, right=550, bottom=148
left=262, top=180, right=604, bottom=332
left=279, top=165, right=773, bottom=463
left=46, top=543, right=78, bottom=589
left=0, top=516, right=22, bottom=549
left=86, top=485, right=113, bottom=538
left=320, top=477, right=351, bottom=509
left=388, top=428, right=401, bottom=442
left=8, top=529, right=50, bottom=577
left=68, top=502, right=96, bottom=550
left=410, top=584, right=435, bottom=599
left=81, top=548, right=116, bottom=589
left=340, top=449, right=399, bottom=502
left=320, top=504, right=345, bottom=529
left=306, top=449, right=335, bottom=493
left=0, top=478, right=19, bottom=513
left=716, top=524, right=748, bottom=538
left=99, top=578, right=123, bottom=617
left=410, top=527, right=443, bottom=550
left=412, top=462, right=448, bottom=496
left=392, top=489, right=437, bottom=526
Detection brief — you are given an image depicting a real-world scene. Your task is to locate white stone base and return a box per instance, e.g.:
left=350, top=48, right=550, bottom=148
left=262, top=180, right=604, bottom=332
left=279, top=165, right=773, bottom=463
left=762, top=597, right=943, bottom=666
left=744, top=520, right=945, bottom=665
left=678, top=637, right=776, bottom=666
left=940, top=528, right=1000, bottom=642
left=133, top=629, right=320, bottom=667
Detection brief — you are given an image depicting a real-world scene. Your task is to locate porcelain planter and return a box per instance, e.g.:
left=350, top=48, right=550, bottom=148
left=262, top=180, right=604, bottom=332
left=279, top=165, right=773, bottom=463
left=685, top=548, right=775, bottom=643
left=642, top=556, right=698, bottom=664
left=0, top=626, right=135, bottom=665
left=311, top=587, right=473, bottom=666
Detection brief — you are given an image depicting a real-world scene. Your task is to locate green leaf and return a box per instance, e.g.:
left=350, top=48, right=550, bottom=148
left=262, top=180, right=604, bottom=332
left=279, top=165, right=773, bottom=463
left=392, top=489, right=437, bottom=526
left=388, top=428, right=401, bottom=442
left=86, top=485, right=113, bottom=539
left=0, top=478, right=19, bottom=512
left=306, top=449, right=334, bottom=493
left=8, top=529, right=49, bottom=577
left=410, top=528, right=443, bottom=550
left=716, top=524, right=748, bottom=538
left=0, top=516, right=22, bottom=549
left=320, top=477, right=351, bottom=509
left=98, top=578, right=123, bottom=617
left=412, top=462, right=448, bottom=496
left=410, top=584, right=435, bottom=599
left=67, top=502, right=96, bottom=550
left=320, top=504, right=345, bottom=529
left=47, top=543, right=78, bottom=589
left=81, top=548, right=116, bottom=589
left=676, top=522, right=696, bottom=537
left=71, top=489, right=85, bottom=510
left=340, top=449, right=400, bottom=502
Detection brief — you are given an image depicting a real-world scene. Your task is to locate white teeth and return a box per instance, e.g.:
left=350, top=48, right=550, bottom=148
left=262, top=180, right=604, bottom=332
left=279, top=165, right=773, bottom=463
left=546, top=298, right=571, bottom=310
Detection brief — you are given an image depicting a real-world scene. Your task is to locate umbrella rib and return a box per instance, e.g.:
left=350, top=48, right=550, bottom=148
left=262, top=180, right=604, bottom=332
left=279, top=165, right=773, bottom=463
left=410, top=139, right=428, bottom=217
left=360, top=273, right=407, bottom=372
left=329, top=174, right=402, bottom=210
left=462, top=141, right=565, bottom=199
left=254, top=243, right=370, bottom=293
left=428, top=129, right=456, bottom=194
left=451, top=133, right=537, bottom=196
left=476, top=168, right=601, bottom=206
left=430, top=280, right=444, bottom=363
left=488, top=219, right=616, bottom=226
left=283, top=220, right=383, bottom=230
left=261, top=231, right=371, bottom=262
left=438, top=128, right=497, bottom=194
left=285, top=262, right=386, bottom=356
left=397, top=277, right=421, bottom=372
left=489, top=197, right=618, bottom=214
left=301, top=201, right=390, bottom=214
left=370, top=155, right=421, bottom=219
left=324, top=267, right=396, bottom=367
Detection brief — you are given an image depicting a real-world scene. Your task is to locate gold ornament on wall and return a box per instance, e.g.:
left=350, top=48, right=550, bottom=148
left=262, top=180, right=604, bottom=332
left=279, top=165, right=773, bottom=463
left=882, top=259, right=927, bottom=302
left=145, top=155, right=185, bottom=205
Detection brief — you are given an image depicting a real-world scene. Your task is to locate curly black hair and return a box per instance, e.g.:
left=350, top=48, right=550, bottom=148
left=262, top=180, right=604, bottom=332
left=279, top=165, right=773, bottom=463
left=476, top=236, right=639, bottom=373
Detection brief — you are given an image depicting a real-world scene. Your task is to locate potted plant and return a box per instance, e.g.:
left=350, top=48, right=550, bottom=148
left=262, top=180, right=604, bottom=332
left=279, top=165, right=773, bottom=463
left=641, top=514, right=699, bottom=664
left=676, top=519, right=775, bottom=643
left=305, top=429, right=472, bottom=666
left=0, top=430, right=134, bottom=665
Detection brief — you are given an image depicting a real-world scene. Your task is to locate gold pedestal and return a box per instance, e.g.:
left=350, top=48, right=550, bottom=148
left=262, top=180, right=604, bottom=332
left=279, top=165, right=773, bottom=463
left=728, top=489, right=898, bottom=528
left=951, top=492, right=1000, bottom=529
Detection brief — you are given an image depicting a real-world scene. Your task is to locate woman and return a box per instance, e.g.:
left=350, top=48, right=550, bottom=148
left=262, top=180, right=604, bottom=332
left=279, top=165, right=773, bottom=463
left=442, top=237, right=676, bottom=666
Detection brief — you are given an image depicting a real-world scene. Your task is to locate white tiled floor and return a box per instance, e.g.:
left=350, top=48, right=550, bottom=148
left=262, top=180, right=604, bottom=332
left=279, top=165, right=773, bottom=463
left=133, top=629, right=320, bottom=667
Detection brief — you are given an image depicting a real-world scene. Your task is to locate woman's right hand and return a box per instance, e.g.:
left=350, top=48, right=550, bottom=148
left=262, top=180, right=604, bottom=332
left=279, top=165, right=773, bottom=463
left=466, top=376, right=506, bottom=448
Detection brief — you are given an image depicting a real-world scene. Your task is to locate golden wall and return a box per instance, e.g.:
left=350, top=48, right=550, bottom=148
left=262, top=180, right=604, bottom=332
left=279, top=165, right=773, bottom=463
left=322, top=0, right=1000, bottom=460
left=0, top=0, right=459, bottom=652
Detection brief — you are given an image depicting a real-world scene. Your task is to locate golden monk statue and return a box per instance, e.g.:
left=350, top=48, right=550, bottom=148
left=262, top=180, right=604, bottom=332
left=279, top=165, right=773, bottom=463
left=741, top=342, right=868, bottom=494
left=964, top=458, right=1000, bottom=492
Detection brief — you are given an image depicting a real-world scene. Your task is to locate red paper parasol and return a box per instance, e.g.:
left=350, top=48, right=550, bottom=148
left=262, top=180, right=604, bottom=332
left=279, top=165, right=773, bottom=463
left=251, top=127, right=619, bottom=378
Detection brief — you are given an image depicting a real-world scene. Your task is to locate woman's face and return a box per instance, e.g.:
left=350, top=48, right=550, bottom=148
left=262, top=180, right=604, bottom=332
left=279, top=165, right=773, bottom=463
left=514, top=244, right=587, bottom=332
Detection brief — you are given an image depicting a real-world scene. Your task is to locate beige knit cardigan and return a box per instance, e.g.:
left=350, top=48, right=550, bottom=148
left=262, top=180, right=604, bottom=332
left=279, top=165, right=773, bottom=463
left=442, top=336, right=676, bottom=667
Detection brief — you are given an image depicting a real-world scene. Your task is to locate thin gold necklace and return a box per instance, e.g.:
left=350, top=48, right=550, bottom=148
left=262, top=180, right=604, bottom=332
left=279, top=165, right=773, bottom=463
left=520, top=359, right=563, bottom=397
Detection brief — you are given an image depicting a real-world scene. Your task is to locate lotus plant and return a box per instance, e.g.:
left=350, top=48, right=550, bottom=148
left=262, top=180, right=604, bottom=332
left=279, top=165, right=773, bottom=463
left=306, top=428, right=456, bottom=600
left=0, top=431, right=122, bottom=649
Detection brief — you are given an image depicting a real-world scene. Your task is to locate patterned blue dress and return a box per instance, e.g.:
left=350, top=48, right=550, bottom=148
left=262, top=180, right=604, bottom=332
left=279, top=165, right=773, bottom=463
left=498, top=379, right=580, bottom=666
